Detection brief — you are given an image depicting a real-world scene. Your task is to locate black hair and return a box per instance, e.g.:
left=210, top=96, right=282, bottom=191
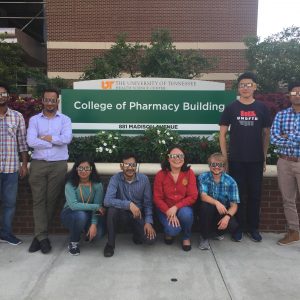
left=237, top=71, right=257, bottom=84
left=121, top=152, right=138, bottom=163
left=43, top=88, right=60, bottom=98
left=66, top=156, right=101, bottom=187
left=161, top=144, right=190, bottom=172
left=288, top=81, right=300, bottom=92
left=0, top=83, right=10, bottom=94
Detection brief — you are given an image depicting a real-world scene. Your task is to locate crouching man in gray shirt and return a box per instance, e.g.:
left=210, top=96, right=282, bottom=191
left=103, top=153, right=156, bottom=257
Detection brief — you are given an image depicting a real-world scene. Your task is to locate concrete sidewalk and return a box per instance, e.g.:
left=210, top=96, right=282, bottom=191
left=0, top=233, right=299, bottom=300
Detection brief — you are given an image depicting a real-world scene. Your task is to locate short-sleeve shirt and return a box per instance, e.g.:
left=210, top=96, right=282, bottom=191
left=198, top=171, right=240, bottom=207
left=219, top=100, right=271, bottom=162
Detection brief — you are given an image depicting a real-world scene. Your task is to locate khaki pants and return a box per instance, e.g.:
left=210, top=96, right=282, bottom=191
left=29, top=160, right=67, bottom=240
left=277, top=158, right=300, bottom=231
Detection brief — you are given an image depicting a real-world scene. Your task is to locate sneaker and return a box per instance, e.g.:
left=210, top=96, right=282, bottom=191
left=29, top=237, right=41, bottom=252
left=231, top=230, right=243, bottom=242
left=212, top=234, right=224, bottom=241
left=68, top=242, right=80, bottom=256
left=198, top=236, right=210, bottom=250
left=40, top=238, right=52, bottom=254
left=0, top=234, right=22, bottom=245
left=277, top=229, right=300, bottom=246
left=104, top=243, right=114, bottom=257
left=247, top=230, right=262, bottom=242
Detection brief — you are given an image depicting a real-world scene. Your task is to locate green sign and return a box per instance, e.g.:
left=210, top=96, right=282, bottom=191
left=61, top=89, right=235, bottom=134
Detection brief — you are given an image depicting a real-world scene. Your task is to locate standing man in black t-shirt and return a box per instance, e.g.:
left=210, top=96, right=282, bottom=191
left=219, top=72, right=271, bottom=242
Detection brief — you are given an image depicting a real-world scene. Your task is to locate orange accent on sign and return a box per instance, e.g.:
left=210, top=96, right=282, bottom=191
left=101, top=81, right=115, bottom=89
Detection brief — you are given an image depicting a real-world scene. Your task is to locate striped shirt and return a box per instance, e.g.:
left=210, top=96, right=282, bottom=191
left=104, top=172, right=153, bottom=224
left=271, top=107, right=300, bottom=157
left=198, top=172, right=240, bottom=206
left=0, top=108, right=28, bottom=173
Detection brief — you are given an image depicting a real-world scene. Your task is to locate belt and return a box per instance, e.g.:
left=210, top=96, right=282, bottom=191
left=279, top=154, right=300, bottom=162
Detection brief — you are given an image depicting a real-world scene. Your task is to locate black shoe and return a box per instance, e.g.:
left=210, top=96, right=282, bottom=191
left=104, top=243, right=114, bottom=257
left=68, top=242, right=80, bottom=256
left=182, top=244, right=192, bottom=252
left=164, top=236, right=174, bottom=245
left=132, top=236, right=143, bottom=245
left=28, top=237, right=41, bottom=252
left=40, top=238, right=52, bottom=254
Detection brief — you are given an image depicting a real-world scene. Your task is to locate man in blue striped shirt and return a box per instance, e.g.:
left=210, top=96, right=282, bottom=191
left=198, top=153, right=239, bottom=250
left=271, top=81, right=300, bottom=246
left=103, top=153, right=156, bottom=257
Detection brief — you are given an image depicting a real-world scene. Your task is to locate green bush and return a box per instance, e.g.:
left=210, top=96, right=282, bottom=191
left=69, top=129, right=278, bottom=164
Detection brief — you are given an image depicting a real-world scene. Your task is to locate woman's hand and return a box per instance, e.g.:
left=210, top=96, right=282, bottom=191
left=86, top=224, right=97, bottom=241
left=98, top=207, right=106, bottom=216
left=168, top=215, right=180, bottom=228
left=166, top=206, right=178, bottom=219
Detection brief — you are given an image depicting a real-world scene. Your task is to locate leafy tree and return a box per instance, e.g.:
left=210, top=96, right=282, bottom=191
left=0, top=34, right=29, bottom=88
left=140, top=29, right=212, bottom=78
left=82, top=29, right=213, bottom=79
left=82, top=34, right=144, bottom=79
left=245, top=26, right=300, bottom=92
left=0, top=34, right=69, bottom=95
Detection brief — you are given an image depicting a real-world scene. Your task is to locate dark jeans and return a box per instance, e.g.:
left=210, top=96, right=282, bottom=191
left=61, top=208, right=105, bottom=242
left=106, top=207, right=155, bottom=248
left=0, top=172, right=18, bottom=237
left=199, top=202, right=238, bottom=239
left=229, top=161, right=264, bottom=232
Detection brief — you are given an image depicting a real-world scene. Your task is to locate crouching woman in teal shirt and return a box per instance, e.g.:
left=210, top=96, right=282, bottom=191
left=61, top=157, right=105, bottom=255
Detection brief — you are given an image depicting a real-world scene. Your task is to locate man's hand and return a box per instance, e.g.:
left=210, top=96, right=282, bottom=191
left=144, top=223, right=156, bottom=240
left=130, top=202, right=141, bottom=219
left=39, top=135, right=52, bottom=142
left=215, top=201, right=228, bottom=215
left=217, top=215, right=230, bottom=230
left=19, top=164, right=28, bottom=178
left=86, top=224, right=97, bottom=241
left=166, top=206, right=178, bottom=220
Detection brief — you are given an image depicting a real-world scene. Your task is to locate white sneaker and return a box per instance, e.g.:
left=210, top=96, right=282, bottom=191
left=212, top=234, right=224, bottom=241
left=198, top=236, right=210, bottom=250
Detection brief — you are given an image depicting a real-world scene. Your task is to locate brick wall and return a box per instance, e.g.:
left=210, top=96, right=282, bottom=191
left=46, top=0, right=258, bottom=42
left=45, top=0, right=257, bottom=84
left=12, top=175, right=299, bottom=235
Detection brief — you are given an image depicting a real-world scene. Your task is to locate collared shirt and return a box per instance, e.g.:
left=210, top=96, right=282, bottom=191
left=198, top=171, right=240, bottom=206
left=27, top=111, right=72, bottom=161
left=271, top=107, right=300, bottom=157
left=104, top=172, right=153, bottom=224
left=0, top=108, right=28, bottom=173
left=153, top=168, right=198, bottom=213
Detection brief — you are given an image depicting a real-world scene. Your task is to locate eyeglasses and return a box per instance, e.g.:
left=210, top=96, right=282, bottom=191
left=77, top=166, right=92, bottom=172
left=121, top=162, right=137, bottom=168
left=168, top=154, right=185, bottom=160
left=42, top=98, right=58, bottom=104
left=0, top=92, right=8, bottom=97
left=290, top=91, right=300, bottom=96
left=239, top=83, right=254, bottom=89
left=209, top=162, right=225, bottom=168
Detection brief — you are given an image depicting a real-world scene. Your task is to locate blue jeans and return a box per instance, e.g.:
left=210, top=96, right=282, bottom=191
left=61, top=208, right=105, bottom=242
left=157, top=206, right=194, bottom=240
left=0, top=172, right=18, bottom=237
